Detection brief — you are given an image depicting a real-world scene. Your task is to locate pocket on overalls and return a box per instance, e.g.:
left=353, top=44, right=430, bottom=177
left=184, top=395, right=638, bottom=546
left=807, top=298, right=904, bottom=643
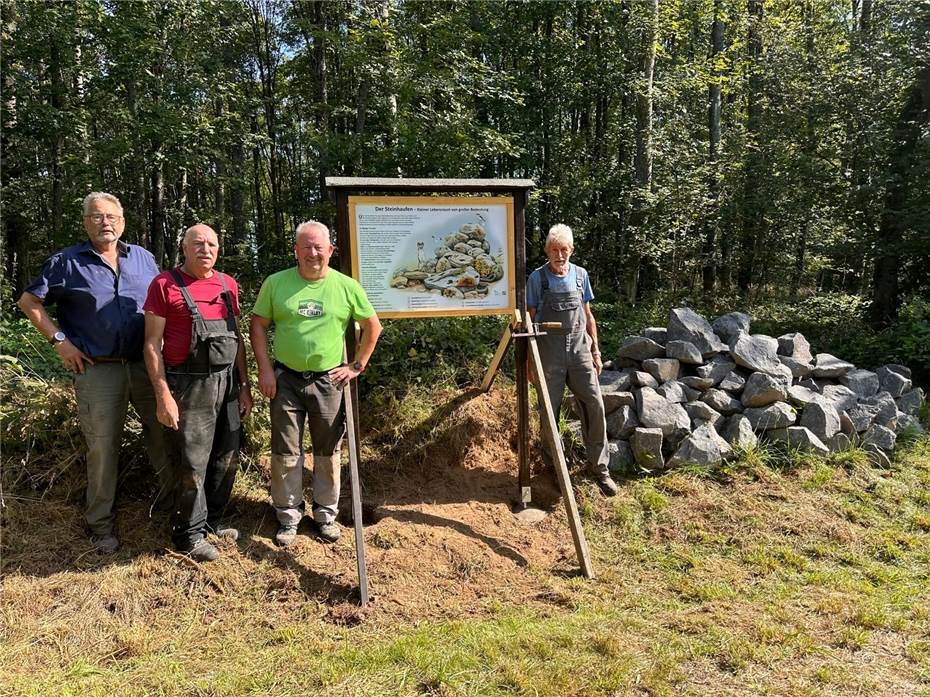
left=549, top=298, right=580, bottom=312
left=207, top=333, right=239, bottom=367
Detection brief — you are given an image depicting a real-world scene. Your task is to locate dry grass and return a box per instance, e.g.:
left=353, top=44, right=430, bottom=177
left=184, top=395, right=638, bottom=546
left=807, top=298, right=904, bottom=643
left=1, top=384, right=929, bottom=696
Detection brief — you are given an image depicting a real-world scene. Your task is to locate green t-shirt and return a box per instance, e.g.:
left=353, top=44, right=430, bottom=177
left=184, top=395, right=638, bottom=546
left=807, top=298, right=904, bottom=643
left=253, top=267, right=375, bottom=372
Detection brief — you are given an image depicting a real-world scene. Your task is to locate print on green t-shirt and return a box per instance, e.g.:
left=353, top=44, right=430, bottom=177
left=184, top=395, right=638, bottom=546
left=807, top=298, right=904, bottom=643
left=253, top=267, right=375, bottom=372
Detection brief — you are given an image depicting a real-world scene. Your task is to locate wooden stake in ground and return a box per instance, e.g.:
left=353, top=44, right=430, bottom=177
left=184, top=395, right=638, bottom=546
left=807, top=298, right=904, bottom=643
left=526, top=327, right=595, bottom=580
left=343, top=342, right=369, bottom=606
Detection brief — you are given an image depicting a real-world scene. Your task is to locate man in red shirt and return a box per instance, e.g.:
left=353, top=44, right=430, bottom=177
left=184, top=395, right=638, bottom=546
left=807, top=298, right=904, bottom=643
left=143, top=224, right=252, bottom=561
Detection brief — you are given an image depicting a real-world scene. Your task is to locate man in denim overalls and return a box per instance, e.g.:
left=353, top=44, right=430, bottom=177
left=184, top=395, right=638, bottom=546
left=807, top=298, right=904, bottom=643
left=143, top=225, right=253, bottom=561
left=526, top=224, right=618, bottom=497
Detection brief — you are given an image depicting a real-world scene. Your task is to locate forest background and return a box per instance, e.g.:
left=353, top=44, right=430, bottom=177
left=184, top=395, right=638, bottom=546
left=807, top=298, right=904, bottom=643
left=2, top=0, right=930, bottom=384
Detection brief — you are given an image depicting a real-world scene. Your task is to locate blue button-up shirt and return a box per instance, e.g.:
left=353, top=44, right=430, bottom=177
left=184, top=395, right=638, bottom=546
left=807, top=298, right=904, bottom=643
left=24, top=240, right=159, bottom=360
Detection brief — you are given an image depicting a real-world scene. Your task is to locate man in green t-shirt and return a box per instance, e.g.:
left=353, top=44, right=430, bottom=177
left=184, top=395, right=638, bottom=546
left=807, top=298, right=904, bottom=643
left=250, top=220, right=382, bottom=546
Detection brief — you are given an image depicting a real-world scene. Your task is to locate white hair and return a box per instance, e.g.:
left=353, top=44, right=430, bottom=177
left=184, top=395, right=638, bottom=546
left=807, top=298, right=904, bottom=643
left=82, top=191, right=123, bottom=216
left=295, top=220, right=330, bottom=242
left=545, top=223, right=573, bottom=249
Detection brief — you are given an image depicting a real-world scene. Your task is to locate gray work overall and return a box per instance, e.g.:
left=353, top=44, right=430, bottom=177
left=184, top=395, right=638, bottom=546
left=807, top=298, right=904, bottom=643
left=536, top=268, right=609, bottom=477
left=165, top=270, right=241, bottom=551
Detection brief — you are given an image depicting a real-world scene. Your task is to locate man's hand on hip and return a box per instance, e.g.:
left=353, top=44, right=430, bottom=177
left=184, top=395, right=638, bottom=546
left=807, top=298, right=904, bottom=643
left=56, top=340, right=94, bottom=374
left=328, top=363, right=360, bottom=388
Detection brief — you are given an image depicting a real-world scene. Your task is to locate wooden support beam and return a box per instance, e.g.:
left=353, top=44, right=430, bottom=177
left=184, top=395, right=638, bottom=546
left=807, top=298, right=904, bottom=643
left=343, top=338, right=369, bottom=606
left=526, top=333, right=595, bottom=579
left=480, top=323, right=513, bottom=392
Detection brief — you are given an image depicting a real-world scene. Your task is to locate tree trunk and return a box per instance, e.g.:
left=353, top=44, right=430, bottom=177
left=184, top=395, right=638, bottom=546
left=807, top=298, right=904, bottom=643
left=151, top=159, right=166, bottom=267
left=792, top=0, right=816, bottom=296
left=738, top=0, right=764, bottom=293
left=702, top=0, right=724, bottom=291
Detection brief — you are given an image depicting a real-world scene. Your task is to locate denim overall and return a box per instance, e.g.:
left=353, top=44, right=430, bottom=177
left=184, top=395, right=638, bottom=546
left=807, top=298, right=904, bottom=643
left=165, top=269, right=241, bottom=550
left=536, top=267, right=609, bottom=477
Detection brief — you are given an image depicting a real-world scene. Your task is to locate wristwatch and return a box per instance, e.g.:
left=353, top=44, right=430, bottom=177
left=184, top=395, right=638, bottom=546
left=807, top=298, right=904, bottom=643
left=351, top=360, right=364, bottom=372
left=50, top=331, right=67, bottom=345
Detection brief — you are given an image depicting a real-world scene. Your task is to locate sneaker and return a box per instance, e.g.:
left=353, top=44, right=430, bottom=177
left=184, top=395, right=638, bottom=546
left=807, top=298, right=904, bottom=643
left=91, top=533, right=119, bottom=554
left=596, top=475, right=619, bottom=497
left=212, top=526, right=239, bottom=541
left=187, top=539, right=220, bottom=562
left=275, top=524, right=299, bottom=547
left=314, top=520, right=341, bottom=543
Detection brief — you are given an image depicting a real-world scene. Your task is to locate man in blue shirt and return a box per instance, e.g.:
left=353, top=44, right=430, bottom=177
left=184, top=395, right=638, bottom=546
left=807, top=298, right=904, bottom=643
left=527, top=223, right=617, bottom=497
left=17, top=192, right=171, bottom=554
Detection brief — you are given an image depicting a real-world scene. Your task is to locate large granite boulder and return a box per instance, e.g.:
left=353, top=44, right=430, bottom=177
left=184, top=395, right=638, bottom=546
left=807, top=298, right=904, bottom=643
left=681, top=375, right=715, bottom=391
left=811, top=353, right=854, bottom=379
left=684, top=401, right=725, bottom=430
left=741, top=372, right=788, bottom=408
left=876, top=365, right=912, bottom=398
left=599, top=369, right=632, bottom=392
left=712, top=312, right=751, bottom=345
left=617, top=336, right=666, bottom=361
left=778, top=355, right=813, bottom=379
left=656, top=379, right=688, bottom=404
left=642, top=358, right=680, bottom=383
left=602, top=390, right=635, bottom=415
left=767, top=427, right=830, bottom=456
left=723, top=414, right=759, bottom=449
left=631, top=427, right=664, bottom=470
left=744, top=402, right=797, bottom=430
left=820, top=384, right=859, bottom=413
left=667, top=308, right=727, bottom=357
left=667, top=423, right=733, bottom=468
left=718, top=371, right=746, bottom=394
left=695, top=355, right=737, bottom=387
left=607, top=439, right=634, bottom=473
left=863, top=424, right=896, bottom=452
left=897, top=387, right=925, bottom=416
left=606, top=405, right=639, bottom=439
left=777, top=333, right=813, bottom=363
left=787, top=384, right=822, bottom=407
left=635, top=387, right=691, bottom=441
left=666, top=340, right=703, bottom=365
left=701, top=388, right=744, bottom=415
left=799, top=401, right=841, bottom=442
left=839, top=369, right=880, bottom=398
left=730, top=333, right=783, bottom=376
left=633, top=371, right=659, bottom=388
left=642, top=327, right=668, bottom=344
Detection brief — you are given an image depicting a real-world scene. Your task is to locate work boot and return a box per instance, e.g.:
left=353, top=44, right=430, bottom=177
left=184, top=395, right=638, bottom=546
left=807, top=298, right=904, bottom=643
left=91, top=533, right=119, bottom=554
left=208, top=523, right=239, bottom=541
left=275, top=524, right=299, bottom=547
left=187, top=539, right=220, bottom=562
left=595, top=474, right=619, bottom=497
left=314, top=520, right=341, bottom=543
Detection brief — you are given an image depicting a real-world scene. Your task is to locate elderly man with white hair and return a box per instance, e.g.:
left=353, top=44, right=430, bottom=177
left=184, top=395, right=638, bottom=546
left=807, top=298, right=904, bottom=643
left=250, top=220, right=382, bottom=547
left=526, top=223, right=618, bottom=496
left=17, top=192, right=172, bottom=553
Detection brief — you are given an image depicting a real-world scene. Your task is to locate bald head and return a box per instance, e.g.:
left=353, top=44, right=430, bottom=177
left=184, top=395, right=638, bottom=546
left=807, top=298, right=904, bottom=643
left=181, top=224, right=220, bottom=278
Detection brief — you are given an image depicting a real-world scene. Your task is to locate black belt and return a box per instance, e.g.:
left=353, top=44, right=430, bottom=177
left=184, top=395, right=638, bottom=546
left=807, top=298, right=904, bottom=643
left=94, top=356, right=130, bottom=364
left=275, top=360, right=330, bottom=381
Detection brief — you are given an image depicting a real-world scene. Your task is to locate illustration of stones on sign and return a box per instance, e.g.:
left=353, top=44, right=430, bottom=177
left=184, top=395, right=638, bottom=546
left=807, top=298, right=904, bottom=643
left=389, top=220, right=504, bottom=299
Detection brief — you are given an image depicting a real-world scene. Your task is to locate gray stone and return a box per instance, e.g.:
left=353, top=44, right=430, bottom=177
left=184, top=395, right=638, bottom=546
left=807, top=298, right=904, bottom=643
left=863, top=424, right=896, bottom=452
left=667, top=423, right=733, bottom=468
left=880, top=363, right=912, bottom=379
left=631, top=427, right=664, bottom=470
left=641, top=327, right=668, bottom=344
left=617, top=336, right=666, bottom=361
left=695, top=356, right=737, bottom=387
left=724, top=414, right=759, bottom=449
left=798, top=378, right=821, bottom=392
left=666, top=340, right=703, bottom=365
left=718, top=371, right=746, bottom=394
left=599, top=369, right=632, bottom=392
left=876, top=366, right=912, bottom=398
left=684, top=401, right=725, bottom=429
left=744, top=402, right=797, bottom=431
left=607, top=439, right=634, bottom=473
left=741, top=372, right=788, bottom=408
left=897, top=387, right=925, bottom=416
left=825, top=432, right=852, bottom=453
left=602, top=390, right=635, bottom=415
left=779, top=355, right=813, bottom=379
left=811, top=353, right=855, bottom=379
left=606, top=405, right=639, bottom=439
left=799, top=401, right=841, bottom=442
left=846, top=404, right=878, bottom=432
left=635, top=387, right=691, bottom=442
left=820, top=384, right=859, bottom=413
left=787, top=384, right=822, bottom=407
left=895, top=413, right=925, bottom=436
left=642, top=357, right=681, bottom=383
left=682, top=385, right=702, bottom=402
left=680, top=375, right=715, bottom=391
left=701, top=388, right=744, bottom=415
left=712, top=312, right=751, bottom=345
left=865, top=445, right=892, bottom=468
left=860, top=391, right=898, bottom=427
left=730, top=333, right=783, bottom=376
left=633, top=371, right=659, bottom=388
left=667, top=307, right=727, bottom=357
left=840, top=369, right=880, bottom=398
left=767, top=427, right=830, bottom=456
left=777, top=332, right=813, bottom=363
left=656, top=379, right=688, bottom=404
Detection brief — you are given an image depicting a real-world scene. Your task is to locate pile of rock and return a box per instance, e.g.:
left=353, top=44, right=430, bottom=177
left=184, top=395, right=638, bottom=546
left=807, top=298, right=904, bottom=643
left=571, top=308, right=925, bottom=472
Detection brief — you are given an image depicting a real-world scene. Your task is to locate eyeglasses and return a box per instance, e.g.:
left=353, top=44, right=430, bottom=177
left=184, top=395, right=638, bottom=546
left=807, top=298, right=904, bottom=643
left=85, top=213, right=123, bottom=224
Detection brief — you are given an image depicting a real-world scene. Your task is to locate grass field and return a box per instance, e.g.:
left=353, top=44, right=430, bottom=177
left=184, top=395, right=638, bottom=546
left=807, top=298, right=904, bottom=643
left=2, top=384, right=929, bottom=696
